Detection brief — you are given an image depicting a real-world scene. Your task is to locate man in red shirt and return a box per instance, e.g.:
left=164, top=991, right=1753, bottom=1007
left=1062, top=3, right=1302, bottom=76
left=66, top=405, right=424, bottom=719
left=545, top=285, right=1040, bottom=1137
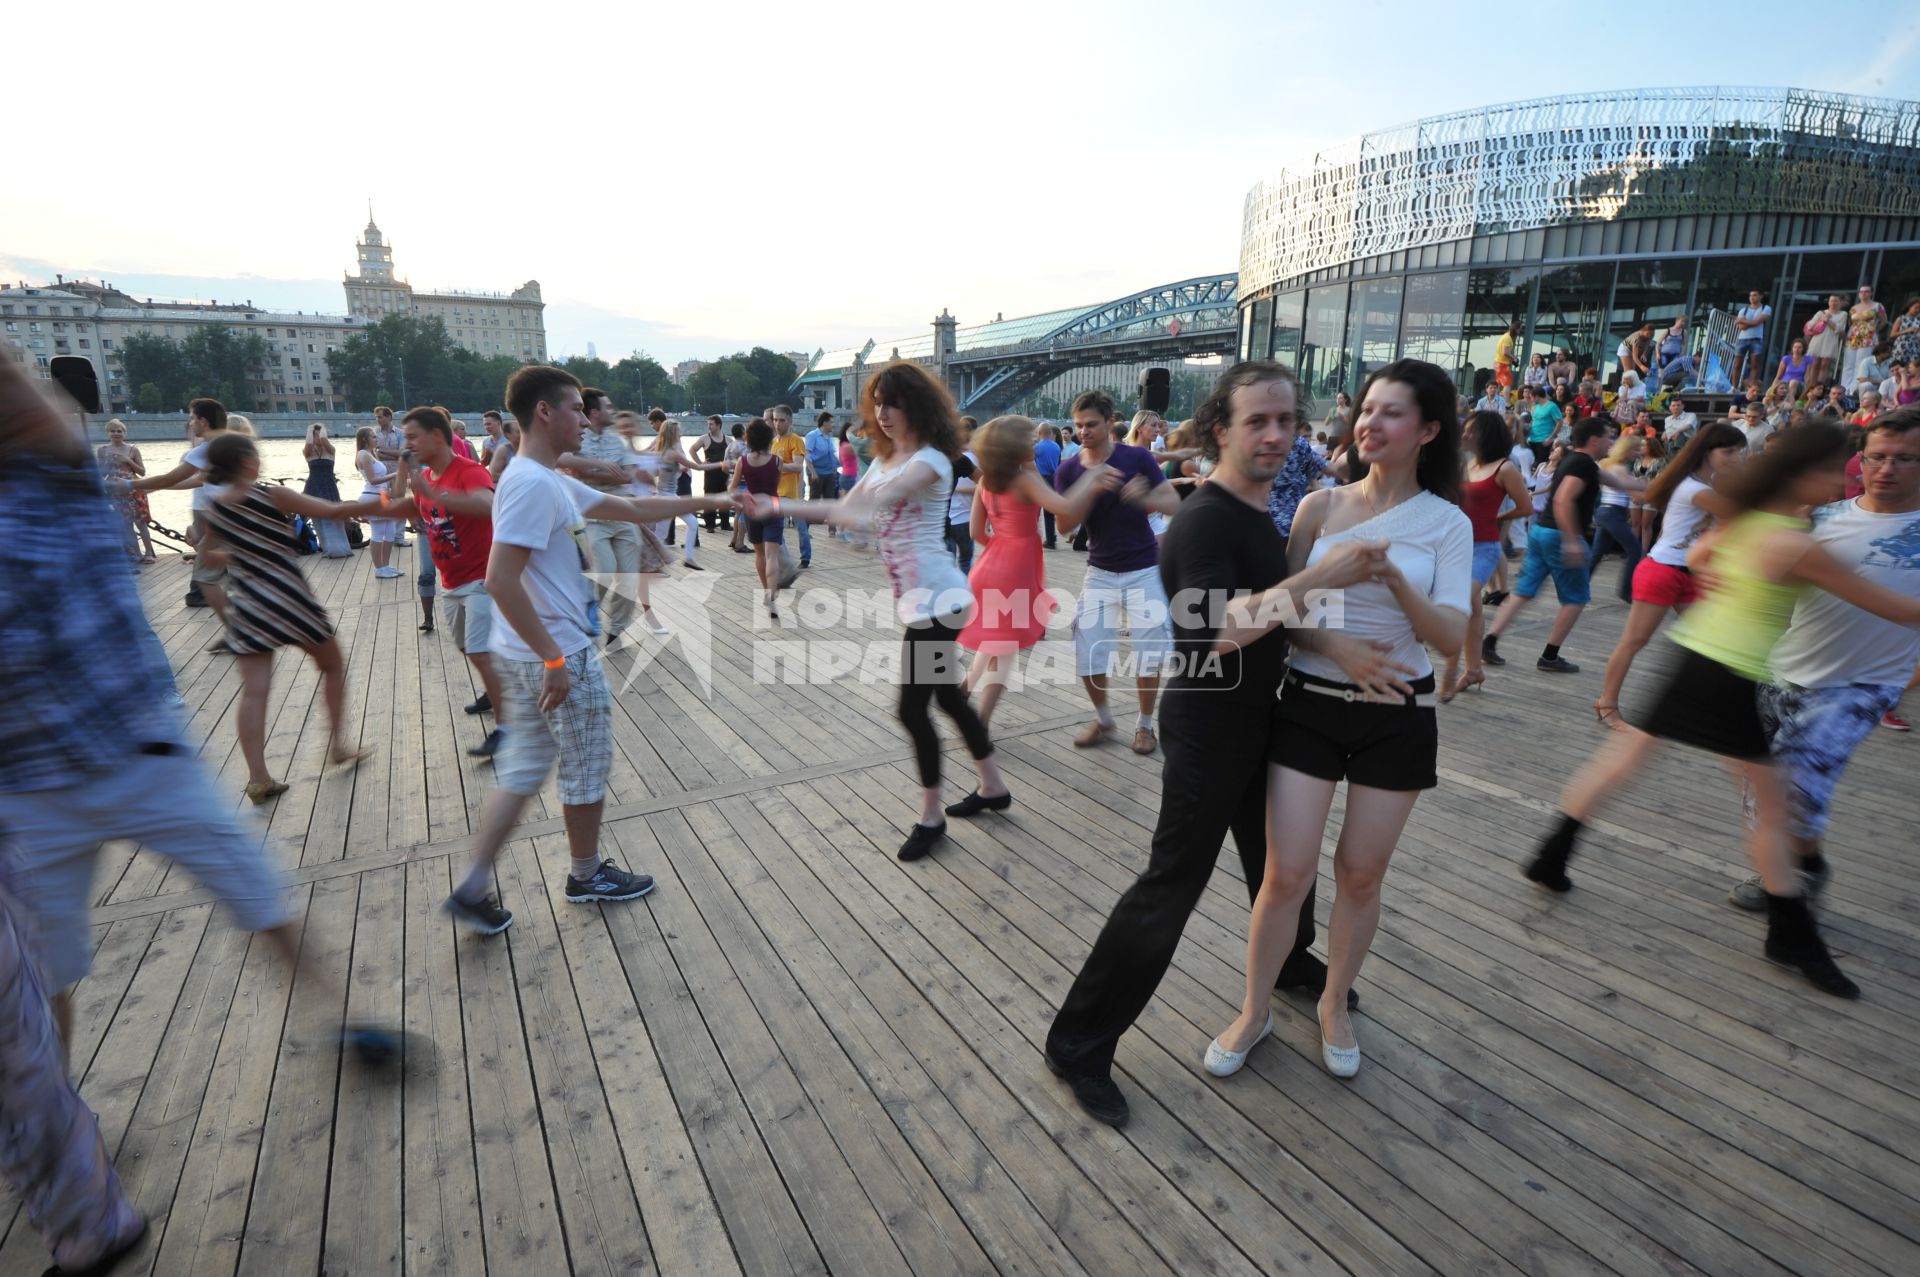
left=391, top=405, right=507, bottom=759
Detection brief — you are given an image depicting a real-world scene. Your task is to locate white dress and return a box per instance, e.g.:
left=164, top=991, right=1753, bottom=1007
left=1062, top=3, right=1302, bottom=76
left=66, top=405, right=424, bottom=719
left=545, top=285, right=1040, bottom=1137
left=1805, top=307, right=1847, bottom=361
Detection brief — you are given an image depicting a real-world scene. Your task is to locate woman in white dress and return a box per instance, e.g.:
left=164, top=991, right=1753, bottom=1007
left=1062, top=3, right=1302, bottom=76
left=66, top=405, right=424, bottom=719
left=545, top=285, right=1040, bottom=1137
left=1804, top=293, right=1848, bottom=389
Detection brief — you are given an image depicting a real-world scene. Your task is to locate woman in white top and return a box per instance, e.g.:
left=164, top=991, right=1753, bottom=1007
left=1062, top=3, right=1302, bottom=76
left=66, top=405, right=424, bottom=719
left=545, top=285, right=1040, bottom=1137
left=1592, top=420, right=1747, bottom=725
left=1805, top=293, right=1848, bottom=388
left=644, top=417, right=724, bottom=569
left=1613, top=371, right=1647, bottom=424
left=354, top=425, right=400, bottom=577
left=750, top=361, right=1010, bottom=863
left=1205, top=359, right=1469, bottom=1082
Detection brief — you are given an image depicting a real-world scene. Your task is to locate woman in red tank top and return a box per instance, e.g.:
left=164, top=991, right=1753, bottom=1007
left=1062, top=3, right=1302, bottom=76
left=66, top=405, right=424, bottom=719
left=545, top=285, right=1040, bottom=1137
left=1444, top=411, right=1534, bottom=700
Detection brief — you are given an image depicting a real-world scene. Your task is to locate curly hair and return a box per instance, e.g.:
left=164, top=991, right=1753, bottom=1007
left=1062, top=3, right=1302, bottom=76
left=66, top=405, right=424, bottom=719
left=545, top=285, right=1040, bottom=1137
left=1192, top=361, right=1306, bottom=463
left=858, top=360, right=963, bottom=461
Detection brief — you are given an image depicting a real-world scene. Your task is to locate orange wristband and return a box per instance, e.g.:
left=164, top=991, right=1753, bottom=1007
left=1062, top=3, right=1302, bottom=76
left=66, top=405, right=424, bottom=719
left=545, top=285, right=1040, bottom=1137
left=543, top=655, right=566, bottom=669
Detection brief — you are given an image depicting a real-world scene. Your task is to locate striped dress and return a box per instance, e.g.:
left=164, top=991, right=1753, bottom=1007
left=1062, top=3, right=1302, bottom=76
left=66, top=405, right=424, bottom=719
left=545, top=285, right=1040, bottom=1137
left=205, top=487, right=335, bottom=654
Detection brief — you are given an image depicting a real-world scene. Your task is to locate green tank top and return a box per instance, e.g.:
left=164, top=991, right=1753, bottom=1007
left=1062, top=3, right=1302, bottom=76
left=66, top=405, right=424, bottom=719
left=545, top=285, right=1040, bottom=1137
left=1671, top=510, right=1808, bottom=681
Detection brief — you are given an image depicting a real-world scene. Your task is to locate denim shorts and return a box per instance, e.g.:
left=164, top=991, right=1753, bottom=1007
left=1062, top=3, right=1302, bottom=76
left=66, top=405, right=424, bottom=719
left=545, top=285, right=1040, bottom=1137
left=1513, top=526, right=1592, bottom=606
left=1470, top=541, right=1502, bottom=587
left=1759, top=681, right=1905, bottom=837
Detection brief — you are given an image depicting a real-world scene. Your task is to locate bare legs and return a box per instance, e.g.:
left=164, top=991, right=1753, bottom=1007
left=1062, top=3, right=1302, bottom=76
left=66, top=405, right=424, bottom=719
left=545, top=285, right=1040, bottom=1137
left=234, top=653, right=275, bottom=785
left=1080, top=672, right=1159, bottom=720
left=1317, top=785, right=1421, bottom=1050
left=1596, top=601, right=1673, bottom=720
left=1444, top=581, right=1490, bottom=696
left=963, top=650, right=1014, bottom=728
left=370, top=540, right=391, bottom=573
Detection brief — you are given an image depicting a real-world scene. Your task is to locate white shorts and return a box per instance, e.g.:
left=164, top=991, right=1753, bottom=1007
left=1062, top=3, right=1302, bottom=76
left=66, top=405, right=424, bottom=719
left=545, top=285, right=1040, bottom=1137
left=1072, top=564, right=1173, bottom=678
left=441, top=579, right=492, bottom=655
left=362, top=485, right=398, bottom=542
left=0, top=751, right=291, bottom=989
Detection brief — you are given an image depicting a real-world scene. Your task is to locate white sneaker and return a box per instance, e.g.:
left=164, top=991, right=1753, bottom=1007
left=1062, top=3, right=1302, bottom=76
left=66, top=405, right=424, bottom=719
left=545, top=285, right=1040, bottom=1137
left=642, top=612, right=671, bottom=637
left=1203, top=1011, right=1273, bottom=1078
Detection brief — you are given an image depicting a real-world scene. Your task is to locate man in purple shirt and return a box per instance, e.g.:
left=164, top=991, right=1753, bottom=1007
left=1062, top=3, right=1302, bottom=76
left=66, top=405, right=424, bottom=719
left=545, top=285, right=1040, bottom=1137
left=1055, top=389, right=1183, bottom=754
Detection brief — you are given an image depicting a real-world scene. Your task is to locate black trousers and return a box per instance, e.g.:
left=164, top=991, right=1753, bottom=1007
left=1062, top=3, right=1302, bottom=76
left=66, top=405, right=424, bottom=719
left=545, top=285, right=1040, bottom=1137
left=1041, top=507, right=1056, bottom=547
left=703, top=478, right=732, bottom=530
left=1046, top=702, right=1317, bottom=1076
left=899, top=613, right=993, bottom=787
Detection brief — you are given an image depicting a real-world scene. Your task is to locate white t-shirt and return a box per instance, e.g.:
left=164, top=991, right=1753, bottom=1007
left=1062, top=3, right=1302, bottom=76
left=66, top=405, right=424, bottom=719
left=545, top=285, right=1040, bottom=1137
left=867, top=446, right=973, bottom=625
left=1498, top=443, right=1534, bottom=517
left=488, top=458, right=600, bottom=663
left=1769, top=499, right=1920, bottom=689
left=1289, top=491, right=1473, bottom=683
left=1742, top=421, right=1775, bottom=453
left=947, top=450, right=977, bottom=525
left=183, top=441, right=219, bottom=512
left=1648, top=475, right=1713, bottom=567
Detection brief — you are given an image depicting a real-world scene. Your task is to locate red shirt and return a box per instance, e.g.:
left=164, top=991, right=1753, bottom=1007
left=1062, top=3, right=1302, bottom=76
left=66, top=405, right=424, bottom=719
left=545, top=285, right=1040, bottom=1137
left=420, top=455, right=494, bottom=588
left=451, top=435, right=475, bottom=461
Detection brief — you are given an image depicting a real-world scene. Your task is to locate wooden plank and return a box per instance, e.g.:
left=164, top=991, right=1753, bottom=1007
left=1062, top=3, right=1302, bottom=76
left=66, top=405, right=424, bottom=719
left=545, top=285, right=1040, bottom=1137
left=400, top=857, right=487, bottom=1276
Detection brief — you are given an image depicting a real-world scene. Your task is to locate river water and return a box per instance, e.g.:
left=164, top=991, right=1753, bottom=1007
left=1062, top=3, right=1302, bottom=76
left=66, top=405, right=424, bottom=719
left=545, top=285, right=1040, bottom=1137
left=127, top=439, right=331, bottom=536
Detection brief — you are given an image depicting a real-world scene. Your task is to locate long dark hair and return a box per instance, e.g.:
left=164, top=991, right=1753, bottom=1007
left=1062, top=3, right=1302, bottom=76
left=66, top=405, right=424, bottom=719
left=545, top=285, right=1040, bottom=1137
left=204, top=432, right=259, bottom=485
left=1720, top=421, right=1848, bottom=517
left=859, top=360, right=963, bottom=461
left=1465, top=409, right=1511, bottom=464
left=1356, top=358, right=1462, bottom=503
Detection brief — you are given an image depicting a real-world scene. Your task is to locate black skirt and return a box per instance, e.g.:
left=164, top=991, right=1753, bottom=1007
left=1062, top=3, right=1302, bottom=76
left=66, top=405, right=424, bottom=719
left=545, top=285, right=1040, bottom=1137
left=1631, top=642, right=1770, bottom=760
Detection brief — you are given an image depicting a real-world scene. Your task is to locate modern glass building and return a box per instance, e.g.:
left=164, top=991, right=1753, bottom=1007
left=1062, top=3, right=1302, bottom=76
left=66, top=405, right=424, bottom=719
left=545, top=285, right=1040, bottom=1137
left=1236, top=87, right=1920, bottom=404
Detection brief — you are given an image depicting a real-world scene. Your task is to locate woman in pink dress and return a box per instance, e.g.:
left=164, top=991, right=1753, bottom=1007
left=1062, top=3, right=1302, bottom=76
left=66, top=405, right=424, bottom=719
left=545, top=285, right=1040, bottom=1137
left=959, top=415, right=1120, bottom=726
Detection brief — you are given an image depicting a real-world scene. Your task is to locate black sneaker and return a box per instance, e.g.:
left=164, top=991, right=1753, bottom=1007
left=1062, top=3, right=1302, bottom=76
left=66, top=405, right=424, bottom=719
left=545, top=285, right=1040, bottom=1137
left=467, top=729, right=503, bottom=759
left=465, top=693, right=492, bottom=716
left=1044, top=1052, right=1129, bottom=1127
left=1482, top=589, right=1510, bottom=607
left=565, top=860, right=656, bottom=904
left=1482, top=636, right=1506, bottom=667
left=1537, top=655, right=1580, bottom=674
left=898, top=821, right=947, bottom=862
left=419, top=621, right=435, bottom=633
left=341, top=1024, right=416, bottom=1066
left=944, top=791, right=1012, bottom=818
left=184, top=587, right=208, bottom=609
left=799, top=559, right=810, bottom=569
left=1524, top=853, right=1574, bottom=893
left=443, top=892, right=514, bottom=935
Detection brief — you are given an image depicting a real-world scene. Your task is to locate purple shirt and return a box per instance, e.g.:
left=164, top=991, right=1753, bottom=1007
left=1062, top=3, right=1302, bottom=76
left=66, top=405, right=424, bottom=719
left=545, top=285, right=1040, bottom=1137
left=1055, top=442, right=1165, bottom=573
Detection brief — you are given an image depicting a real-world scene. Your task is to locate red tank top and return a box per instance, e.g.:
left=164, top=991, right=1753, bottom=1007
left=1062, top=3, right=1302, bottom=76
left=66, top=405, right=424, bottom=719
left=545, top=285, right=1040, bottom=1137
left=1461, top=461, right=1507, bottom=543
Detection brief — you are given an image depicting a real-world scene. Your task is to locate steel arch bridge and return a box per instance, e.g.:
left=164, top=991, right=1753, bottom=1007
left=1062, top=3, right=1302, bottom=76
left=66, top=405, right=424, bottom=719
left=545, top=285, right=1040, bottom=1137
left=949, top=274, right=1239, bottom=413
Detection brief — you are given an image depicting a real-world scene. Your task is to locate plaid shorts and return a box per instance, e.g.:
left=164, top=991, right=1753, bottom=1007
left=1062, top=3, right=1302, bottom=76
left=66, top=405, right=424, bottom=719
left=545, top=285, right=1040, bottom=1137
left=1758, top=681, right=1904, bottom=839
left=493, top=649, right=613, bottom=805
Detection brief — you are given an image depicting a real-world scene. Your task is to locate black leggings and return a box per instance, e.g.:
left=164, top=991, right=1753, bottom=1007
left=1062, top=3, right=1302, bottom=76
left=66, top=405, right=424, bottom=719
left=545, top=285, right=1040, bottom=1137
left=898, top=613, right=993, bottom=787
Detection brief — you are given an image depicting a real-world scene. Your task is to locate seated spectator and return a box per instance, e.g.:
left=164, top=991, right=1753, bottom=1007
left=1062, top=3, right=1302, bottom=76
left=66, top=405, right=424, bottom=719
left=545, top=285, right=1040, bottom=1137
left=1475, top=384, right=1510, bottom=414
left=1853, top=390, right=1884, bottom=426
left=1546, top=349, right=1576, bottom=387
left=1662, top=396, right=1699, bottom=445
left=1613, top=370, right=1647, bottom=423
left=1855, top=341, right=1892, bottom=400
left=1813, top=384, right=1850, bottom=417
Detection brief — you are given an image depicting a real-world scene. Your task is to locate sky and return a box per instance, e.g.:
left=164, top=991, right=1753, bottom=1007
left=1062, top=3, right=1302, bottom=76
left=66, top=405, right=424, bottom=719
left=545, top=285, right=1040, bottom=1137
left=8, top=0, right=1919, bottom=365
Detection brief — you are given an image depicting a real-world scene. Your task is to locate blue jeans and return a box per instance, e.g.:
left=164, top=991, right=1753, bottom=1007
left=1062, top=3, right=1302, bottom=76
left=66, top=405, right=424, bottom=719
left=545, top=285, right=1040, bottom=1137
left=946, top=520, right=974, bottom=572
left=789, top=514, right=812, bottom=562
left=1587, top=505, right=1640, bottom=603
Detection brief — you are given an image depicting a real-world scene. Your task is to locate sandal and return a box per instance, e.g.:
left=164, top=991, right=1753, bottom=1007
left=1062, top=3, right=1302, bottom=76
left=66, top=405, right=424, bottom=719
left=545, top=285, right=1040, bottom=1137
left=246, top=779, right=289, bottom=805
left=328, top=745, right=375, bottom=770
left=1594, top=702, right=1623, bottom=727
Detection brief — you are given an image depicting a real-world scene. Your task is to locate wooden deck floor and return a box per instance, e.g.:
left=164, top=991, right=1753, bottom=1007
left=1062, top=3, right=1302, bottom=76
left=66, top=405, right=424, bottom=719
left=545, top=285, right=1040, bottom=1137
left=4, top=530, right=1918, bottom=1276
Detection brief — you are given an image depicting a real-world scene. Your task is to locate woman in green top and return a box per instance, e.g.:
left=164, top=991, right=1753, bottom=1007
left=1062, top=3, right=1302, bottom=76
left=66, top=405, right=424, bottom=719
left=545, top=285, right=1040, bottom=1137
left=1524, top=424, right=1920, bottom=999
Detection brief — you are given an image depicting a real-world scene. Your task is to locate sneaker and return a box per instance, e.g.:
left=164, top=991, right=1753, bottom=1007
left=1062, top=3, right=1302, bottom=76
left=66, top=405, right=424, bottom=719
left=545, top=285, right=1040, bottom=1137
left=799, top=559, right=810, bottom=569
left=342, top=1024, right=416, bottom=1066
left=1481, top=636, right=1506, bottom=667
left=642, top=612, right=671, bottom=637
left=467, top=729, right=503, bottom=759
left=1482, top=589, right=1510, bottom=607
left=1044, top=1052, right=1129, bottom=1127
left=564, top=860, right=657, bottom=904
left=1536, top=655, right=1580, bottom=674
left=443, top=892, right=514, bottom=935
left=465, top=692, right=492, bottom=715
left=1880, top=710, right=1911, bottom=732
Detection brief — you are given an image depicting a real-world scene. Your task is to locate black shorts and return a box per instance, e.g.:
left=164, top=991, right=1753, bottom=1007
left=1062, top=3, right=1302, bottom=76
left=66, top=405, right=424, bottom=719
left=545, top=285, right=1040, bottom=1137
left=1631, top=642, right=1769, bottom=759
left=746, top=516, right=784, bottom=546
left=1269, top=669, right=1439, bottom=791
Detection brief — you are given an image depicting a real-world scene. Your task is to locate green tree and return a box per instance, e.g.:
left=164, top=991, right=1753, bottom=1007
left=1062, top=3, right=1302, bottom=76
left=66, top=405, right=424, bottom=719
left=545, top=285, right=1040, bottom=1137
left=117, top=325, right=270, bottom=411
left=684, top=348, right=799, bottom=415
left=330, top=314, right=524, bottom=412
left=136, top=382, right=163, bottom=414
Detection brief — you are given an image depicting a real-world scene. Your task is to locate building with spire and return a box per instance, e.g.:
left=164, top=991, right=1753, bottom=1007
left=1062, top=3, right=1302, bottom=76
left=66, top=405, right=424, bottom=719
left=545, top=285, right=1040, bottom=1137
left=343, top=213, right=546, bottom=362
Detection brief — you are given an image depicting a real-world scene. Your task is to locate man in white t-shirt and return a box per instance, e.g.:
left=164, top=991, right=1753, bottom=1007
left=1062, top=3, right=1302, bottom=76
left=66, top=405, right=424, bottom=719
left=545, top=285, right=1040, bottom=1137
left=945, top=419, right=978, bottom=572
left=1729, top=407, right=1920, bottom=911
left=127, top=396, right=234, bottom=639
left=443, top=365, right=736, bottom=936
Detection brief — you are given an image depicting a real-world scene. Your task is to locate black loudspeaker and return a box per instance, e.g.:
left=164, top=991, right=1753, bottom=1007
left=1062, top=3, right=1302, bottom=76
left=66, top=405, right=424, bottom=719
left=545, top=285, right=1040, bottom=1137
left=50, top=355, right=102, bottom=413
left=1138, top=367, right=1170, bottom=414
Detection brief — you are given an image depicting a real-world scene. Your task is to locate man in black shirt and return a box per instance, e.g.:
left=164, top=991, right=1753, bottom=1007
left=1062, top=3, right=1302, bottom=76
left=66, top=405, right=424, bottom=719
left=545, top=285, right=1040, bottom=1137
left=1045, top=362, right=1397, bottom=1128
left=1483, top=417, right=1620, bottom=673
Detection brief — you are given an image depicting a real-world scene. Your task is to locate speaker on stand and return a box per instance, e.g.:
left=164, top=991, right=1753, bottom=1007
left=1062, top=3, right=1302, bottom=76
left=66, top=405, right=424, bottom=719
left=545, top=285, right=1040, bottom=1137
left=1138, top=367, right=1171, bottom=414
left=50, top=354, right=104, bottom=443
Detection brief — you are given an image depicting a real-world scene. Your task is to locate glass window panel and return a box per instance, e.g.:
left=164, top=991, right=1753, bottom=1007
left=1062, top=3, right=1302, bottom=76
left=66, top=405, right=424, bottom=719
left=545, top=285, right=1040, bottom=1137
left=1438, top=241, right=1457, bottom=267
left=1693, top=254, right=1791, bottom=393
left=1300, top=283, right=1350, bottom=407
left=1655, top=219, right=1677, bottom=254
left=1674, top=217, right=1696, bottom=251
left=1470, top=237, right=1489, bottom=264
left=1730, top=214, right=1750, bottom=247
left=1797, top=251, right=1864, bottom=296
left=1601, top=220, right=1623, bottom=255
left=1271, top=291, right=1306, bottom=373
left=1247, top=297, right=1274, bottom=360
left=1398, top=271, right=1467, bottom=388
left=1524, top=228, right=1546, bottom=260
left=1419, top=243, right=1438, bottom=269
left=1580, top=222, right=1603, bottom=256
left=1462, top=267, right=1538, bottom=398
left=1605, top=258, right=1696, bottom=385
left=1875, top=251, right=1920, bottom=335
left=1345, top=276, right=1404, bottom=393
left=1532, top=263, right=1615, bottom=391
left=1545, top=226, right=1567, bottom=259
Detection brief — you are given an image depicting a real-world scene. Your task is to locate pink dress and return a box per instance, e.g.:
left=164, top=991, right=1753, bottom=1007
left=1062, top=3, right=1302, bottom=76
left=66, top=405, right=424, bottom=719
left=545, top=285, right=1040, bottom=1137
left=959, top=488, right=1052, bottom=651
